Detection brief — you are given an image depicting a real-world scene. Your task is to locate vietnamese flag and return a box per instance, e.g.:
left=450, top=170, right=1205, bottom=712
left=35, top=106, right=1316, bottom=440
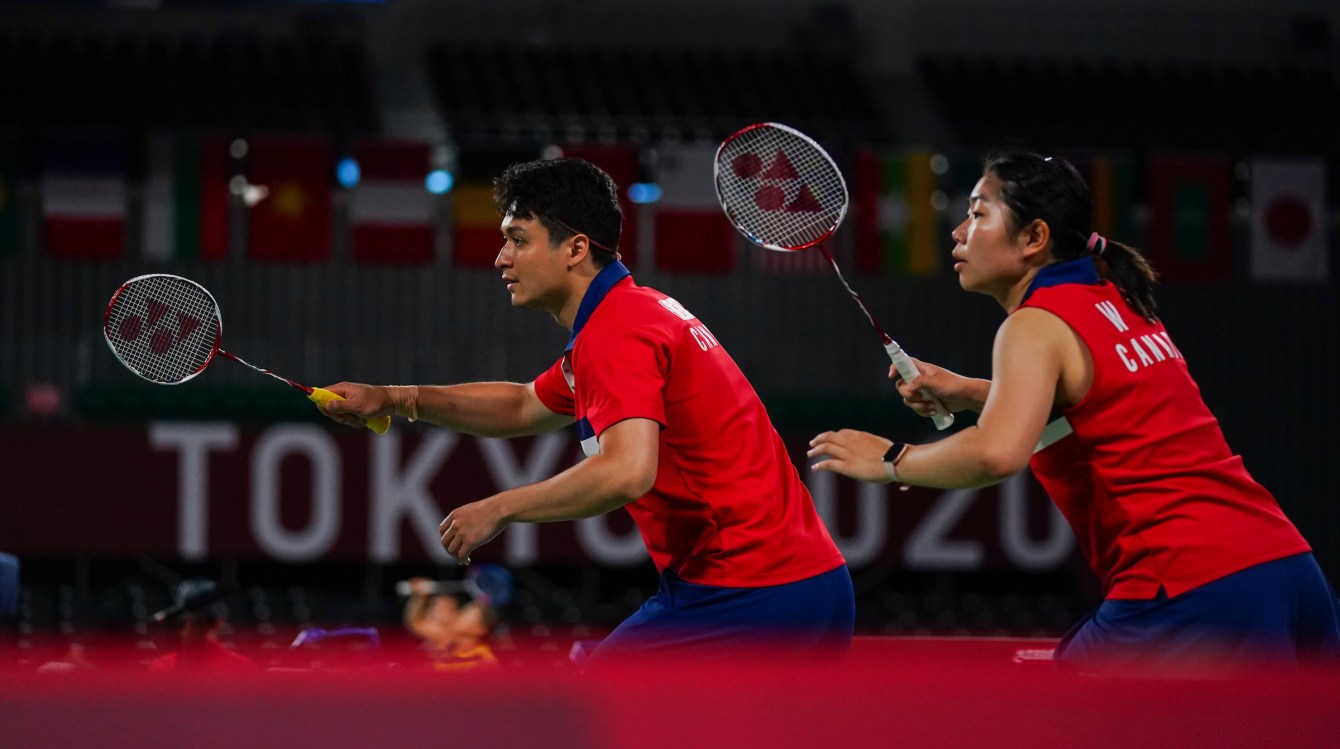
left=247, top=135, right=332, bottom=262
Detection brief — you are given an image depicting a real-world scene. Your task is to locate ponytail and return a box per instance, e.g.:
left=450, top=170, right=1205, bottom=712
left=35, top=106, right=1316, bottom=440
left=985, top=149, right=1162, bottom=323
left=1091, top=237, right=1160, bottom=323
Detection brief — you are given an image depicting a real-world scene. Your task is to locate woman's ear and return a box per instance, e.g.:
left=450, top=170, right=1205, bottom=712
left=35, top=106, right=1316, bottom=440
left=1020, top=219, right=1051, bottom=262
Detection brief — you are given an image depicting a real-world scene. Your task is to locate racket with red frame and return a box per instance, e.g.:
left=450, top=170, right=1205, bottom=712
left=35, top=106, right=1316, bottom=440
left=102, top=273, right=390, bottom=434
left=394, top=563, right=515, bottom=606
left=715, top=122, right=953, bottom=430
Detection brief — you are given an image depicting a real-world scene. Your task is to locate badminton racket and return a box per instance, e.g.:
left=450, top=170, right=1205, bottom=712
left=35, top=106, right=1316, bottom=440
left=395, top=564, right=514, bottom=606
left=102, top=273, right=390, bottom=434
left=715, top=122, right=953, bottom=429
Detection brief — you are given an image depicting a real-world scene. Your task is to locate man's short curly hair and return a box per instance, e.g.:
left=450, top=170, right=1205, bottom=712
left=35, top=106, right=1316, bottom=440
left=492, top=158, right=623, bottom=267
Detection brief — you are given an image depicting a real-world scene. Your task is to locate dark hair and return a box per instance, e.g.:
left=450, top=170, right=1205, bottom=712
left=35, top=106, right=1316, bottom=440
left=984, top=150, right=1160, bottom=322
left=492, top=157, right=622, bottom=268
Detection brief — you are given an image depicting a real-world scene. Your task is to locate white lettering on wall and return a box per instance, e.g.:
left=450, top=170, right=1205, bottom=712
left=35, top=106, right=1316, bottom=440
left=149, top=422, right=238, bottom=560
left=476, top=434, right=570, bottom=565
left=370, top=430, right=459, bottom=563
left=999, top=472, right=1074, bottom=570
left=904, top=488, right=983, bottom=569
left=576, top=515, right=648, bottom=564
left=808, top=468, right=888, bottom=567
left=250, top=426, right=341, bottom=561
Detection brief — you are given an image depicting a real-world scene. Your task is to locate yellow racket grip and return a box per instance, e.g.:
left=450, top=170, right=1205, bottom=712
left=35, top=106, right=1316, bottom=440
left=308, top=387, right=391, bottom=434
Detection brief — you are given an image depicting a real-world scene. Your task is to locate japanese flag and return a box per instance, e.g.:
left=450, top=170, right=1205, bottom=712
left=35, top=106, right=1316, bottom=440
left=1249, top=156, right=1329, bottom=285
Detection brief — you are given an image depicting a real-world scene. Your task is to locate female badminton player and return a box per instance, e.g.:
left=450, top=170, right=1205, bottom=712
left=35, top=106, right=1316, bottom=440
left=808, top=150, right=1340, bottom=672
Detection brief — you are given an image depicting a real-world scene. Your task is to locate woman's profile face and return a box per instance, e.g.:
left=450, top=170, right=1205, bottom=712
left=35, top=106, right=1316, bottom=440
left=949, top=173, right=1030, bottom=295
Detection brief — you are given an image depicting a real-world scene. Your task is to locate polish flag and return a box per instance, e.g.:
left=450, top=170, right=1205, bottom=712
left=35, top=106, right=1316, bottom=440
left=654, top=143, right=736, bottom=273
left=41, top=131, right=128, bottom=260
left=352, top=139, right=436, bottom=265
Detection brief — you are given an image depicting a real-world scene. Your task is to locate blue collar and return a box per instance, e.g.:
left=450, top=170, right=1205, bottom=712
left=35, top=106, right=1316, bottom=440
left=1020, top=256, right=1100, bottom=305
left=565, top=260, right=631, bottom=352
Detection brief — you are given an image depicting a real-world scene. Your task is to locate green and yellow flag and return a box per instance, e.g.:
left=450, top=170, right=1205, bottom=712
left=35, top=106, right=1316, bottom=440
left=878, top=151, right=939, bottom=276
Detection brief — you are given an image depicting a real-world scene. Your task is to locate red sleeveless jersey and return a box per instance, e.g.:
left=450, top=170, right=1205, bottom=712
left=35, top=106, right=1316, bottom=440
left=1022, top=279, right=1309, bottom=599
left=534, top=275, right=844, bottom=587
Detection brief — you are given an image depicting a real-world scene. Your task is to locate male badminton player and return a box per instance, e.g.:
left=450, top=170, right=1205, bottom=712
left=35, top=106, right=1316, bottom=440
left=321, top=158, right=853, bottom=661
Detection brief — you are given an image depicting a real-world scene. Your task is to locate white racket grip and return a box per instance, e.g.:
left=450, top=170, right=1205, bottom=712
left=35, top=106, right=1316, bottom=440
left=884, top=341, right=954, bottom=430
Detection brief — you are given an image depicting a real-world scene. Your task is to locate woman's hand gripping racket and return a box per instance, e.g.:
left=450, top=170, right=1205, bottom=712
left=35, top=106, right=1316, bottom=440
left=103, top=273, right=390, bottom=434
left=714, top=123, right=953, bottom=429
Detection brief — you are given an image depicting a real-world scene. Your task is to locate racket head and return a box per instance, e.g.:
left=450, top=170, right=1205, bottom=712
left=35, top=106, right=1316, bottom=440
left=103, top=273, right=223, bottom=385
left=464, top=563, right=514, bottom=606
left=714, top=122, right=849, bottom=252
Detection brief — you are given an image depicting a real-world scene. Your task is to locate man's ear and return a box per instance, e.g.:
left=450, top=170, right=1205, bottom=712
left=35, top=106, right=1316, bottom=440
left=566, top=233, right=592, bottom=268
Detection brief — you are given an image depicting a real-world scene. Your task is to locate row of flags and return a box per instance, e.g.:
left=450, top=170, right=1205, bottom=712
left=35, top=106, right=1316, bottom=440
left=853, top=150, right=1330, bottom=285
left=0, top=130, right=1329, bottom=284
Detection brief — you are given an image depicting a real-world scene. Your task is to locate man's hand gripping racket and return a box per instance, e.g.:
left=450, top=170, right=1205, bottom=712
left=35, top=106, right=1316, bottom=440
left=714, top=123, right=952, bottom=429
left=103, top=273, right=390, bottom=434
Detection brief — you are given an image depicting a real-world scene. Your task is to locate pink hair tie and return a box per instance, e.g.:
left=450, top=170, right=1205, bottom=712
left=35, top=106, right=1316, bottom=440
left=1087, top=232, right=1107, bottom=255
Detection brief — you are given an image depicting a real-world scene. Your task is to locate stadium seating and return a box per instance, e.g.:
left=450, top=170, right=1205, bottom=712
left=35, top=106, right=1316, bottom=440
left=917, top=56, right=1340, bottom=152
left=427, top=44, right=888, bottom=143
left=0, top=31, right=377, bottom=133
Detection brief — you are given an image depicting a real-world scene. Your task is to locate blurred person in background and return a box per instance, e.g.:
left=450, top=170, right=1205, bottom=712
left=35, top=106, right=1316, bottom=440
left=148, top=578, right=254, bottom=671
left=402, top=578, right=500, bottom=671
left=402, top=577, right=461, bottom=651
left=809, top=150, right=1340, bottom=673
left=431, top=598, right=501, bottom=672
left=321, top=157, right=853, bottom=662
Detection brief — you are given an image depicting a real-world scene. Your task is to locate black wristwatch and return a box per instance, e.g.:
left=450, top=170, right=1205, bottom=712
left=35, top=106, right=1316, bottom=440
left=883, top=442, right=908, bottom=464
left=883, top=442, right=908, bottom=484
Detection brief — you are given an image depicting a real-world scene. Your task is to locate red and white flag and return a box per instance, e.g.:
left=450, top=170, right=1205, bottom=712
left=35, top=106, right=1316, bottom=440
left=1249, top=156, right=1329, bottom=285
left=41, top=132, right=128, bottom=260
left=654, top=143, right=736, bottom=273
left=351, top=139, right=436, bottom=264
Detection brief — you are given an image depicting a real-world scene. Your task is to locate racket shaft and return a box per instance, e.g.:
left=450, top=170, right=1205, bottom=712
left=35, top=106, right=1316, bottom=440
left=395, top=580, right=464, bottom=597
left=218, top=351, right=390, bottom=434
left=883, top=341, right=954, bottom=430
left=217, top=349, right=308, bottom=391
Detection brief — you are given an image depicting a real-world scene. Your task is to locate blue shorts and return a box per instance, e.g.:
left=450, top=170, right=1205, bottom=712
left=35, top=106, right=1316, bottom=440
left=1056, top=552, right=1340, bottom=672
left=0, top=552, right=17, bottom=619
left=587, top=565, right=855, bottom=663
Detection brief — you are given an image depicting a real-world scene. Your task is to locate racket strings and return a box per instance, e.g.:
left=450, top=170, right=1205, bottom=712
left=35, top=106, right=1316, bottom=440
left=105, top=276, right=220, bottom=384
left=716, top=127, right=846, bottom=249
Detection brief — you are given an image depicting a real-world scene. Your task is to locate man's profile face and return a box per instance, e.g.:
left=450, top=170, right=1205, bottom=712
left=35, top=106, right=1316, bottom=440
left=495, top=213, right=572, bottom=313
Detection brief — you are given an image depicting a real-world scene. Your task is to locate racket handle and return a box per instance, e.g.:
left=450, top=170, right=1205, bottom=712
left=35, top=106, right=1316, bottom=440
left=308, top=387, right=391, bottom=434
left=883, top=341, right=954, bottom=431
left=395, top=580, right=456, bottom=597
